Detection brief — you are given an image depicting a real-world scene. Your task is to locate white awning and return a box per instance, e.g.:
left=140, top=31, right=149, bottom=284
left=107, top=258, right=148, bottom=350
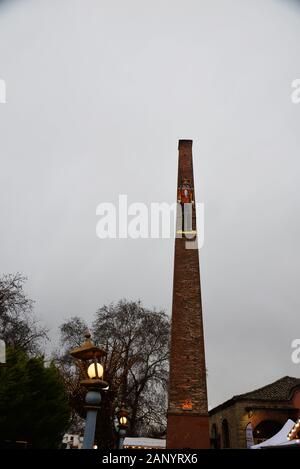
left=251, top=419, right=295, bottom=449
left=124, top=437, right=166, bottom=448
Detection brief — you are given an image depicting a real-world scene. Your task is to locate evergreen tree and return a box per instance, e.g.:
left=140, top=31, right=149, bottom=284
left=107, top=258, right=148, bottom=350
left=0, top=348, right=70, bottom=448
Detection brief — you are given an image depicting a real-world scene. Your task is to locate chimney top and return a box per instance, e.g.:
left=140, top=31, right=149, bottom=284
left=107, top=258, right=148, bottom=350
left=178, top=139, right=193, bottom=149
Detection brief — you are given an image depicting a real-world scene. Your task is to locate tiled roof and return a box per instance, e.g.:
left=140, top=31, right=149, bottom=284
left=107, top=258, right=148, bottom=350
left=235, top=376, right=300, bottom=401
left=209, top=376, right=300, bottom=415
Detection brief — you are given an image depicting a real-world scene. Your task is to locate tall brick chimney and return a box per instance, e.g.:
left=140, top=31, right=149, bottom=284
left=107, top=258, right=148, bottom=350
left=166, top=140, right=210, bottom=449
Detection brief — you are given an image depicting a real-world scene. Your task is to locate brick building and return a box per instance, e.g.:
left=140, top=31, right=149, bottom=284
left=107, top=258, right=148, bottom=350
left=209, top=376, right=300, bottom=448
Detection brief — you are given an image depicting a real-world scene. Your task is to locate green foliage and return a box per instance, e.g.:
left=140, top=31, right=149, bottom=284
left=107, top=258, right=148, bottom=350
left=0, top=348, right=70, bottom=448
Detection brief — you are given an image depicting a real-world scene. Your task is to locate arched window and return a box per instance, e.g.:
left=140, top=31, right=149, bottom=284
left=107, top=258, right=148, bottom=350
left=253, top=420, right=282, bottom=444
left=211, top=423, right=220, bottom=449
left=222, top=419, right=230, bottom=448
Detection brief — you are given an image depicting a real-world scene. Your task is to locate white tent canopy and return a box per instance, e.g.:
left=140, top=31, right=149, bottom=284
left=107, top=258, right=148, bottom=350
left=251, top=419, right=297, bottom=449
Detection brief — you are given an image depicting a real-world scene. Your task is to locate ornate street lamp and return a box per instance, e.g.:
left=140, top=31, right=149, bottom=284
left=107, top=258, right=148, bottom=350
left=70, top=331, right=108, bottom=449
left=117, top=406, right=129, bottom=449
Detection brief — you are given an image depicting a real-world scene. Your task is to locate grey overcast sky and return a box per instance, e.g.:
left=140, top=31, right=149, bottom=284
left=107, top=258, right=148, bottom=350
left=0, top=0, right=300, bottom=408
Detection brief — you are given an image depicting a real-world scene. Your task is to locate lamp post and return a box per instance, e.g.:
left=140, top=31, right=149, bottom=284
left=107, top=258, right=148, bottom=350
left=70, top=332, right=108, bottom=449
left=117, top=406, right=129, bottom=449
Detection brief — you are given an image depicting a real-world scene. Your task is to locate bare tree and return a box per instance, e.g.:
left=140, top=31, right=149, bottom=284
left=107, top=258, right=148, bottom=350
left=58, top=300, right=170, bottom=447
left=0, top=273, right=47, bottom=354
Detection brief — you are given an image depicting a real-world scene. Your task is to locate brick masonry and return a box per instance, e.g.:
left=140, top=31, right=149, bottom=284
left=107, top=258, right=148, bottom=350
left=166, top=140, right=210, bottom=449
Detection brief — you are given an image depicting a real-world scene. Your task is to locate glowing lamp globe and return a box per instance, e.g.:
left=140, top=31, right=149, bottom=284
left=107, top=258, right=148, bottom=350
left=87, top=362, right=104, bottom=379
left=120, top=416, right=127, bottom=426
